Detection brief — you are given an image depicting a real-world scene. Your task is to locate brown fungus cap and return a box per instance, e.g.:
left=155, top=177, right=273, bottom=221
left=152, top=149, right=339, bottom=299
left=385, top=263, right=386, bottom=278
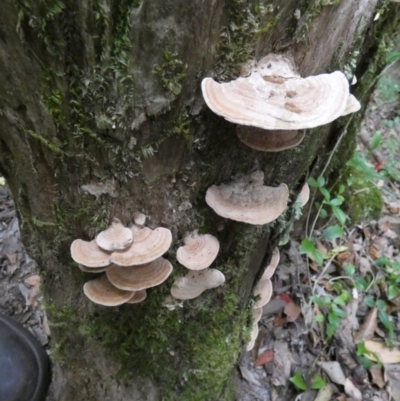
left=170, top=268, right=225, bottom=300
left=205, top=171, right=288, bottom=225
left=298, top=183, right=310, bottom=207
left=253, top=278, right=273, bottom=308
left=126, top=289, right=147, bottom=304
left=202, top=54, right=355, bottom=130
left=260, top=247, right=280, bottom=281
left=70, top=239, right=111, bottom=267
left=110, top=226, right=172, bottom=266
left=95, top=220, right=133, bottom=252
left=83, top=275, right=135, bottom=306
left=106, top=257, right=173, bottom=291
left=237, top=126, right=305, bottom=152
left=176, top=232, right=220, bottom=270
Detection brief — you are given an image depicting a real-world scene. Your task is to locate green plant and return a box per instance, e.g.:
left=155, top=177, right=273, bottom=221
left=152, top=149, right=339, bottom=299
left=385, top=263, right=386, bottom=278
left=289, top=370, right=325, bottom=391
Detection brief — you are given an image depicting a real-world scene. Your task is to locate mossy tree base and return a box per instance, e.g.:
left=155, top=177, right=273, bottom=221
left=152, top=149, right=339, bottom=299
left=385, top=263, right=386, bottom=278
left=0, top=0, right=398, bottom=399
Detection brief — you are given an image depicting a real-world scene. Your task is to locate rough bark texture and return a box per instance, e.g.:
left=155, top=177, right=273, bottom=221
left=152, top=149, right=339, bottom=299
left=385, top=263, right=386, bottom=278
left=0, top=0, right=398, bottom=400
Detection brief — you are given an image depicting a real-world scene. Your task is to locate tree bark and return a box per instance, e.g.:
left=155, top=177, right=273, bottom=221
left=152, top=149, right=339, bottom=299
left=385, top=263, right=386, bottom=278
left=0, top=0, right=398, bottom=399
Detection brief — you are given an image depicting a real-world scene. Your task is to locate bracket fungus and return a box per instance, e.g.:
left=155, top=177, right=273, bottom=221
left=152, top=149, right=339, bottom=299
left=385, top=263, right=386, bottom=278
left=201, top=53, right=360, bottom=130
left=126, top=289, right=147, bottom=304
left=106, top=257, right=173, bottom=291
left=110, top=226, right=172, bottom=266
left=237, top=126, right=305, bottom=152
left=298, top=183, right=310, bottom=207
left=253, top=278, right=273, bottom=309
left=260, top=247, right=280, bottom=281
left=70, top=239, right=111, bottom=268
left=95, top=220, right=133, bottom=251
left=83, top=275, right=135, bottom=306
left=246, top=323, right=259, bottom=352
left=176, top=232, right=220, bottom=270
left=171, top=268, right=225, bottom=300
left=205, top=171, right=288, bottom=225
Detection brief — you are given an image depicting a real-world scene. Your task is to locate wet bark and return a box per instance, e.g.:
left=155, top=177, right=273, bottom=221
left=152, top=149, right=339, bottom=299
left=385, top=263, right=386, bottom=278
left=0, top=0, right=398, bottom=399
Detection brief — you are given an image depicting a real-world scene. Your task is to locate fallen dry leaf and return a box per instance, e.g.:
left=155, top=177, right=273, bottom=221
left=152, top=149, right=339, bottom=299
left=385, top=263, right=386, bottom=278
left=6, top=253, right=17, bottom=264
left=365, top=341, right=400, bottom=364
left=313, top=384, right=332, bottom=401
left=354, top=307, right=378, bottom=343
left=318, top=361, right=346, bottom=385
left=369, top=365, right=385, bottom=389
left=255, top=349, right=274, bottom=366
left=369, top=245, right=379, bottom=260
left=283, top=302, right=301, bottom=322
left=344, top=377, right=362, bottom=401
left=239, top=366, right=262, bottom=387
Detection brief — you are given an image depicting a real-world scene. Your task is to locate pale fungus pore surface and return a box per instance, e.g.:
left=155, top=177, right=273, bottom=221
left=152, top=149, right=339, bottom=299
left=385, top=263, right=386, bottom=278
left=70, top=239, right=111, bottom=268
left=176, top=232, right=220, bottom=270
left=95, top=220, right=133, bottom=252
left=260, top=247, right=280, bottom=280
left=253, top=278, right=273, bottom=308
left=202, top=54, right=356, bottom=130
left=253, top=307, right=263, bottom=324
left=126, top=289, right=147, bottom=304
left=78, top=264, right=109, bottom=273
left=106, top=257, right=173, bottom=291
left=83, top=275, right=135, bottom=306
left=298, top=183, right=310, bottom=207
left=171, top=268, right=226, bottom=300
left=110, top=226, right=172, bottom=266
left=205, top=171, right=289, bottom=225
left=237, top=125, right=305, bottom=152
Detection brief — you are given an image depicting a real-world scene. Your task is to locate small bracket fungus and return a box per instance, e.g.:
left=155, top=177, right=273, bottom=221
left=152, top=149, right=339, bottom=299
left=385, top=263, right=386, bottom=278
left=246, top=323, right=259, bottom=351
left=126, top=289, right=147, bottom=304
left=202, top=53, right=360, bottom=130
left=205, top=171, right=288, bottom=225
left=176, top=232, right=220, bottom=270
left=260, top=247, right=280, bottom=281
left=237, top=126, right=305, bottom=152
left=95, top=220, right=133, bottom=251
left=106, top=257, right=173, bottom=291
left=298, top=183, right=310, bottom=207
left=83, top=275, right=135, bottom=306
left=78, top=264, right=109, bottom=273
left=133, top=211, right=146, bottom=226
left=171, top=268, right=225, bottom=300
left=253, top=307, right=263, bottom=324
left=253, top=278, right=273, bottom=308
left=110, top=226, right=172, bottom=266
left=70, top=239, right=111, bottom=268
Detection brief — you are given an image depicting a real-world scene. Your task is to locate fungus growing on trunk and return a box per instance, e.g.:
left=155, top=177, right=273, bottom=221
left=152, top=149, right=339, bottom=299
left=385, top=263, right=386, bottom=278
left=106, top=257, right=173, bottom=291
left=260, top=247, right=280, bottom=280
left=176, top=232, right=220, bottom=270
left=170, top=268, right=225, bottom=300
left=126, top=290, right=147, bottom=304
left=70, top=239, right=111, bottom=268
left=246, top=323, right=259, bottom=351
left=205, top=171, right=288, bottom=225
left=83, top=275, right=135, bottom=306
left=237, top=126, right=305, bottom=152
left=298, top=183, right=310, bottom=207
left=202, top=53, right=359, bottom=130
left=95, top=220, right=133, bottom=251
left=110, top=226, right=172, bottom=266
left=133, top=211, right=146, bottom=226
left=253, top=278, right=273, bottom=308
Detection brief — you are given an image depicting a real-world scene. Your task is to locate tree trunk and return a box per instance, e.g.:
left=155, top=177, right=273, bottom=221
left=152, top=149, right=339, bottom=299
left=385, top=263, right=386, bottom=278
left=0, top=0, right=398, bottom=399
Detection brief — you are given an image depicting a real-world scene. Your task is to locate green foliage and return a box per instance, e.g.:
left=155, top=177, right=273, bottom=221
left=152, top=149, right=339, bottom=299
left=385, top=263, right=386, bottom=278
left=377, top=75, right=400, bottom=103
left=153, top=51, right=187, bottom=100
left=289, top=371, right=325, bottom=391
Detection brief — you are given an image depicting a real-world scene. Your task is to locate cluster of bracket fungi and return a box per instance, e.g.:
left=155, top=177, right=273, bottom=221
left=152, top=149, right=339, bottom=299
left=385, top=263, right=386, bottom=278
left=200, top=53, right=359, bottom=350
left=69, top=53, right=360, bottom=351
left=70, top=215, right=173, bottom=306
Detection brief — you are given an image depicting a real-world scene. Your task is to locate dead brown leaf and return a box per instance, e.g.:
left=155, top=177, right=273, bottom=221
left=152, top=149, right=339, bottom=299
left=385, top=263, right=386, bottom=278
left=283, top=302, right=301, bottom=322
left=365, top=341, right=400, bottom=364
left=354, top=307, right=378, bottom=343
left=344, top=378, right=362, bottom=401
left=369, top=365, right=385, bottom=389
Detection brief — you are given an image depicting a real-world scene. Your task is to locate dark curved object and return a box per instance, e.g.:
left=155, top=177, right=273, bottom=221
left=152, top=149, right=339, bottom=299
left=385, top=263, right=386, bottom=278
left=0, top=314, right=51, bottom=401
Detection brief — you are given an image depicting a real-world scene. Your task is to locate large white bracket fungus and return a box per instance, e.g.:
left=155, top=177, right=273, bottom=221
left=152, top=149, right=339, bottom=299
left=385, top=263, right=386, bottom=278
left=205, top=171, right=288, bottom=225
left=201, top=54, right=360, bottom=130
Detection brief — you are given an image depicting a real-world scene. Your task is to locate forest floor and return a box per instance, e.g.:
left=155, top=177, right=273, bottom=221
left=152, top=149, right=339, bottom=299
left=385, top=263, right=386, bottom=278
left=0, top=68, right=400, bottom=401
